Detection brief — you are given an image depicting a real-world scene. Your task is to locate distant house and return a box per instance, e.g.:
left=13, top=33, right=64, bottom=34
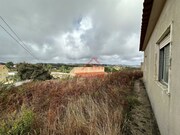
left=140, top=0, right=180, bottom=135
left=0, top=65, right=8, bottom=82
left=8, top=71, right=17, bottom=76
left=50, top=72, right=69, bottom=79
left=70, top=66, right=105, bottom=78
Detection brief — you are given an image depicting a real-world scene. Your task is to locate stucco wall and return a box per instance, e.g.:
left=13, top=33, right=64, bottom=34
left=70, top=67, right=104, bottom=74
left=143, top=0, right=180, bottom=135
left=0, top=65, right=8, bottom=82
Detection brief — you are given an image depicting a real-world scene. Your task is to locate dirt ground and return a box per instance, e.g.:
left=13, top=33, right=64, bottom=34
left=123, top=79, right=160, bottom=135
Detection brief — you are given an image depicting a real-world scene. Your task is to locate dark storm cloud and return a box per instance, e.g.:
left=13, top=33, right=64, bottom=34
left=0, top=0, right=143, bottom=65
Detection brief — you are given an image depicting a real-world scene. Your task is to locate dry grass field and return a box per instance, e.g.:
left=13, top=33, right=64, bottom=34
left=0, top=70, right=143, bottom=135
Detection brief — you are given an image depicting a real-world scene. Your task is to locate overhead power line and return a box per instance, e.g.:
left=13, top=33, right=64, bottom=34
left=0, top=23, right=39, bottom=61
left=0, top=16, right=39, bottom=62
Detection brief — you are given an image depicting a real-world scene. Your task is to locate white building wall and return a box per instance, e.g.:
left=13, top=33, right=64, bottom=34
left=143, top=0, right=180, bottom=135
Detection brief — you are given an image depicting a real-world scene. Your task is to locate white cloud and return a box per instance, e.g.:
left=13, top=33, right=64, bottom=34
left=79, top=17, right=93, bottom=31
left=0, top=0, right=143, bottom=65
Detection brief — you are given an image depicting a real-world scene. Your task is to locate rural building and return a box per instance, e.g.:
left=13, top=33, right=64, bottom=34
left=8, top=71, right=17, bottom=76
left=0, top=65, right=8, bottom=82
left=140, top=0, right=180, bottom=135
left=70, top=66, right=105, bottom=78
left=50, top=72, right=69, bottom=79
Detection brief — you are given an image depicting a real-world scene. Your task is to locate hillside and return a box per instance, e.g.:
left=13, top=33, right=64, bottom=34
left=0, top=70, right=143, bottom=135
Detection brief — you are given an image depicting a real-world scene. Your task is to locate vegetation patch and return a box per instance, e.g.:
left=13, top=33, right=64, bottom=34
left=17, top=63, right=52, bottom=81
left=0, top=106, right=35, bottom=135
left=0, top=70, right=143, bottom=135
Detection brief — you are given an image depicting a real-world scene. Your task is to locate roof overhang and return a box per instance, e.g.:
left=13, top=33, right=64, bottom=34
left=139, top=0, right=167, bottom=51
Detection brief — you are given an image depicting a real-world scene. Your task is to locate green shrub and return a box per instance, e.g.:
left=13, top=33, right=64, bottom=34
left=17, top=63, right=52, bottom=81
left=0, top=106, right=34, bottom=135
left=127, top=96, right=141, bottom=110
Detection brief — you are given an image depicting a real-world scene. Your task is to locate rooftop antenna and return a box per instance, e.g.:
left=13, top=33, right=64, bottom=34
left=86, top=57, right=100, bottom=65
left=82, top=57, right=101, bottom=70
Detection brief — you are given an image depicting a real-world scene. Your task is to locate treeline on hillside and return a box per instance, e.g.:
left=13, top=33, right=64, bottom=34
left=4, top=62, right=140, bottom=81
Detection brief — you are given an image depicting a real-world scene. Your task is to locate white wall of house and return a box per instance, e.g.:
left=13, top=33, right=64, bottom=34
left=0, top=66, right=8, bottom=82
left=143, top=0, right=180, bottom=135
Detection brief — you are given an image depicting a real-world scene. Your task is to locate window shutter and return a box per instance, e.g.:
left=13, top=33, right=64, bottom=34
left=159, top=33, right=170, bottom=49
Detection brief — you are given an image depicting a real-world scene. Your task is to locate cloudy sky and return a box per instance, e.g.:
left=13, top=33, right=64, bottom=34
left=0, top=0, right=143, bottom=65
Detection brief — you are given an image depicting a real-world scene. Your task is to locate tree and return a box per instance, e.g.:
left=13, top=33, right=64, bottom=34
left=6, top=62, right=14, bottom=69
left=105, top=66, right=118, bottom=72
left=17, top=63, right=52, bottom=81
left=46, top=64, right=52, bottom=71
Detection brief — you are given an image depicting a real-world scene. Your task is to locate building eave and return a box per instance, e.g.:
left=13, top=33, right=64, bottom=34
left=139, top=0, right=167, bottom=51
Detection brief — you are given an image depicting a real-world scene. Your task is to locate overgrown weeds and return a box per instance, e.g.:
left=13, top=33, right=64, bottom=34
left=0, top=106, right=35, bottom=135
left=0, top=70, right=143, bottom=135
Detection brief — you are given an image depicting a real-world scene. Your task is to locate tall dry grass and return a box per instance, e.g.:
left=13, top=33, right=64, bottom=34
left=0, top=70, right=143, bottom=135
left=41, top=92, right=123, bottom=135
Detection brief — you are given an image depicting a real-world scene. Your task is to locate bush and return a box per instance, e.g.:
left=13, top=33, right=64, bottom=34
left=17, top=63, right=52, bottom=81
left=0, top=106, right=35, bottom=135
left=5, top=62, right=14, bottom=69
